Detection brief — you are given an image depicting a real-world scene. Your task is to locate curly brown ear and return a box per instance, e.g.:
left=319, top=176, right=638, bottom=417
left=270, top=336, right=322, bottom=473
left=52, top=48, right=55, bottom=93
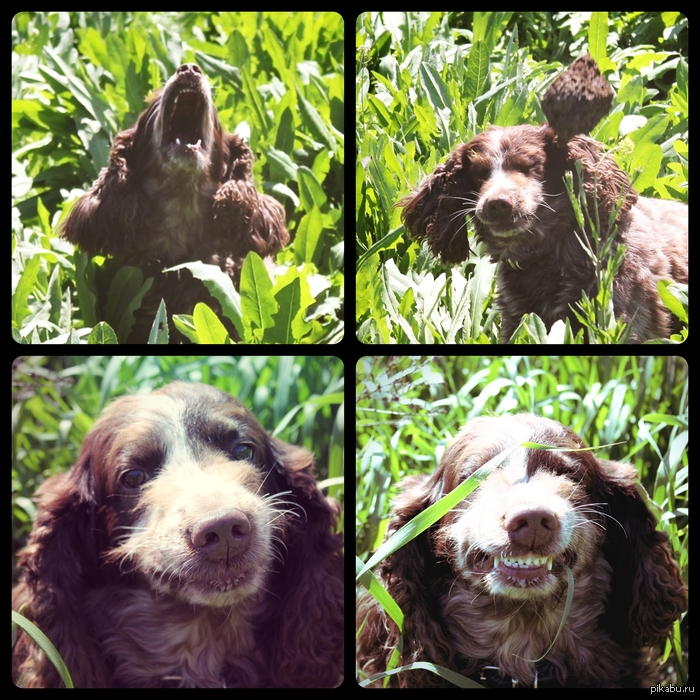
left=399, top=148, right=473, bottom=264
left=566, top=136, right=638, bottom=223
left=250, top=194, right=290, bottom=256
left=256, top=437, right=344, bottom=686
left=594, top=460, right=687, bottom=649
left=60, top=125, right=145, bottom=256
left=213, top=133, right=289, bottom=258
left=212, top=184, right=289, bottom=259
left=357, top=473, right=454, bottom=688
left=12, top=451, right=106, bottom=687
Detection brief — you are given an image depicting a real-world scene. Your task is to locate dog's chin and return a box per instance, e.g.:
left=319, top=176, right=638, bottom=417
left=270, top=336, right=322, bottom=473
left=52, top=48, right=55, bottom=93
left=148, top=565, right=268, bottom=608
left=480, top=233, right=541, bottom=268
left=477, top=219, right=543, bottom=261
left=160, top=143, right=212, bottom=177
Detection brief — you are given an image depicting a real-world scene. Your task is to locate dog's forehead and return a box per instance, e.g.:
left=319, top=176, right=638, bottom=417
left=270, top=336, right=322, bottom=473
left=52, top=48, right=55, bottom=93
left=180, top=392, right=250, bottom=420
left=101, top=388, right=255, bottom=436
left=494, top=421, right=535, bottom=482
left=460, top=416, right=577, bottom=482
left=167, top=393, right=263, bottom=445
left=108, top=390, right=264, bottom=465
left=498, top=449, right=529, bottom=483
left=499, top=447, right=575, bottom=484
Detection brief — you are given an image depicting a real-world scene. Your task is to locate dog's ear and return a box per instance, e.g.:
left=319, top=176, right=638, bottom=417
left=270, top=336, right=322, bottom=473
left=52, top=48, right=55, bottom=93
left=594, top=459, right=687, bottom=649
left=398, top=144, right=474, bottom=264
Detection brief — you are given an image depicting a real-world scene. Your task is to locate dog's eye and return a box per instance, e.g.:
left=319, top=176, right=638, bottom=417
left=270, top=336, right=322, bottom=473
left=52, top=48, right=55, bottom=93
left=230, top=443, right=256, bottom=462
left=121, top=469, right=149, bottom=489
left=513, top=160, right=533, bottom=174
left=470, top=162, right=489, bottom=180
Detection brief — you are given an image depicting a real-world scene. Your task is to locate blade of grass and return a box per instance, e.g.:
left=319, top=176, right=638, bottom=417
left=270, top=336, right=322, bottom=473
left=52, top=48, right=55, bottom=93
left=357, top=442, right=521, bottom=579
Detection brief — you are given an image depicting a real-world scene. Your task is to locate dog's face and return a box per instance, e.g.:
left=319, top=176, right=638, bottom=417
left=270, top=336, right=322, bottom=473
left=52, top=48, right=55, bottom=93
left=461, top=125, right=570, bottom=264
left=423, top=415, right=606, bottom=600
left=73, top=383, right=311, bottom=608
left=148, top=63, right=220, bottom=177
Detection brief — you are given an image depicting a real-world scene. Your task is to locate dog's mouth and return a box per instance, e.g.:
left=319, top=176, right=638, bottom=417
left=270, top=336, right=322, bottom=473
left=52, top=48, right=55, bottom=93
left=163, top=84, right=208, bottom=154
left=487, top=221, right=529, bottom=238
left=152, top=565, right=262, bottom=607
left=468, top=548, right=574, bottom=596
left=159, top=72, right=213, bottom=162
left=475, top=220, right=541, bottom=265
left=494, top=553, right=553, bottom=583
left=476, top=205, right=536, bottom=234
left=156, top=566, right=250, bottom=589
left=195, top=568, right=250, bottom=593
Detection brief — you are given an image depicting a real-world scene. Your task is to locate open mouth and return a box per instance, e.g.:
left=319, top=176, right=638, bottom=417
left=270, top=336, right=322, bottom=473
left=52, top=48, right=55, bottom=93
left=162, top=81, right=209, bottom=155
left=494, top=554, right=554, bottom=584
left=467, top=547, right=570, bottom=594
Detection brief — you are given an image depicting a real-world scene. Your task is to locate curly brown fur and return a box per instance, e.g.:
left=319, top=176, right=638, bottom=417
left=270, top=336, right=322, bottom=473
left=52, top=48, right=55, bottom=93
left=400, top=62, right=687, bottom=343
left=357, top=414, right=686, bottom=688
left=400, top=125, right=687, bottom=342
left=13, top=383, right=343, bottom=688
left=61, top=64, right=289, bottom=342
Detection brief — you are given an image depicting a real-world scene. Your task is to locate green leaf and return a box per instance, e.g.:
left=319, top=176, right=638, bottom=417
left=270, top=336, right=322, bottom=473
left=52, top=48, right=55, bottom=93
left=356, top=556, right=404, bottom=630
left=267, top=145, right=298, bottom=182
left=294, top=207, right=324, bottom=264
left=419, top=62, right=451, bottom=112
left=588, top=13, right=609, bottom=64
left=360, top=662, right=484, bottom=689
left=146, top=299, right=170, bottom=344
left=242, top=67, right=270, bottom=132
left=74, top=252, right=98, bottom=327
left=12, top=254, right=40, bottom=326
left=103, top=266, right=152, bottom=343
left=273, top=105, right=295, bottom=156
left=166, top=261, right=243, bottom=338
left=296, top=90, right=335, bottom=152
left=465, top=40, right=490, bottom=101
left=192, top=302, right=234, bottom=344
left=297, top=165, right=327, bottom=212
left=658, top=280, right=687, bottom=323
left=86, top=321, right=118, bottom=344
left=268, top=275, right=302, bottom=343
left=240, top=253, right=277, bottom=341
left=629, top=142, right=662, bottom=193
left=172, top=313, right=197, bottom=343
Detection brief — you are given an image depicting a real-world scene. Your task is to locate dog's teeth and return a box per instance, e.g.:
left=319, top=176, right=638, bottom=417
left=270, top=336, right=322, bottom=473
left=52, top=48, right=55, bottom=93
left=497, top=555, right=553, bottom=569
